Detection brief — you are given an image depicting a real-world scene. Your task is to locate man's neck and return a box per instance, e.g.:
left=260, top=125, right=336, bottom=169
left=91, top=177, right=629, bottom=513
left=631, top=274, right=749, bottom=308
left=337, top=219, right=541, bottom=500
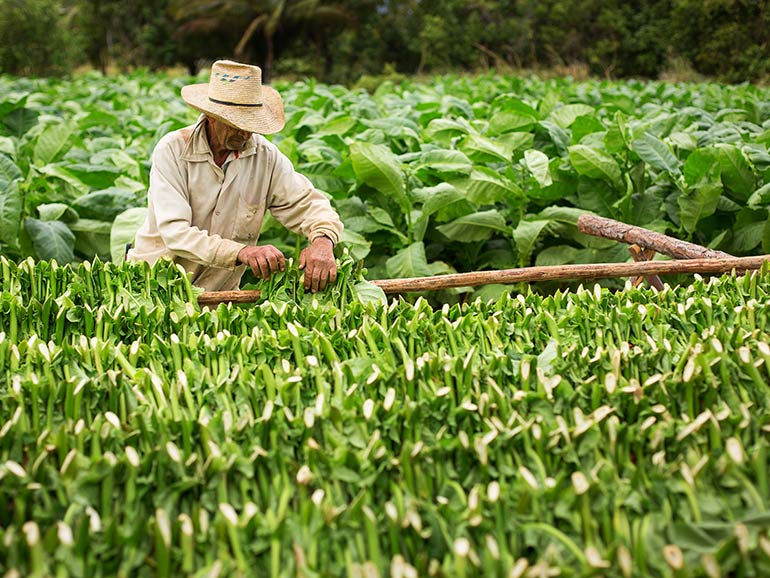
left=204, top=120, right=229, bottom=167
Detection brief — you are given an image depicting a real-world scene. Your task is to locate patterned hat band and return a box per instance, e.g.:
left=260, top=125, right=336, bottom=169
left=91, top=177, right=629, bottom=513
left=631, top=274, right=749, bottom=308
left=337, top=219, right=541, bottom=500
left=208, top=97, right=263, bottom=108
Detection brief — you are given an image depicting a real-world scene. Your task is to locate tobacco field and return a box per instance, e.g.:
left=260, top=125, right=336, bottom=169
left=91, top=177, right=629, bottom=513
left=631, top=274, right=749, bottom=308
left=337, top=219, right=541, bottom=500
left=1, top=73, right=769, bottom=284
left=1, top=71, right=770, bottom=576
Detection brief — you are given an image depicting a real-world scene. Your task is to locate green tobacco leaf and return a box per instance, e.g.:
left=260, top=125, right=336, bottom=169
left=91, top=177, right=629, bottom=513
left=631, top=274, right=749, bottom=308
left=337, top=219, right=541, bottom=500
left=535, top=245, right=579, bottom=266
left=2, top=107, right=39, bottom=137
left=568, top=145, right=623, bottom=190
left=717, top=144, right=756, bottom=200
left=466, top=167, right=521, bottom=205
left=62, top=164, right=123, bottom=190
left=339, top=229, right=372, bottom=262
left=0, top=180, right=22, bottom=247
left=513, top=219, right=551, bottom=264
left=415, top=183, right=465, bottom=217
left=353, top=281, right=387, bottom=306
left=549, top=104, right=595, bottom=128
left=33, top=123, right=74, bottom=166
left=604, top=112, right=629, bottom=154
left=632, top=133, right=681, bottom=177
left=461, top=134, right=513, bottom=163
left=350, top=142, right=409, bottom=212
left=37, top=203, right=78, bottom=223
left=386, top=242, right=432, bottom=278
left=25, top=217, right=75, bottom=263
left=0, top=153, right=22, bottom=186
left=524, top=150, right=553, bottom=187
left=110, top=208, right=148, bottom=263
left=488, top=111, right=537, bottom=135
left=732, top=208, right=766, bottom=252
left=73, top=189, right=139, bottom=221
left=684, top=148, right=720, bottom=187
left=678, top=184, right=722, bottom=234
left=412, top=149, right=472, bottom=175
left=538, top=206, right=588, bottom=225
left=436, top=210, right=507, bottom=242
left=748, top=182, right=770, bottom=208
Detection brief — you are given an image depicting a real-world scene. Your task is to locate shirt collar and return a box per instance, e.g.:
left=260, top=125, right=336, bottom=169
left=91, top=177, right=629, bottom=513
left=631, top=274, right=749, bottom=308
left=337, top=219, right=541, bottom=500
left=180, top=115, right=258, bottom=162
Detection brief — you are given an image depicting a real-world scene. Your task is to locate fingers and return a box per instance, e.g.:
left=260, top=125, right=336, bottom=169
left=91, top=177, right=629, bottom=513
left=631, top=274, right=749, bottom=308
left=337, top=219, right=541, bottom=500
left=256, top=255, right=270, bottom=279
left=298, top=250, right=307, bottom=270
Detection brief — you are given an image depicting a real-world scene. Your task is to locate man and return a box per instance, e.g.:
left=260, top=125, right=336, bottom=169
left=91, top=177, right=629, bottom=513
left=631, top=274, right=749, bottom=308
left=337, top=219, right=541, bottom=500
left=127, top=60, right=343, bottom=293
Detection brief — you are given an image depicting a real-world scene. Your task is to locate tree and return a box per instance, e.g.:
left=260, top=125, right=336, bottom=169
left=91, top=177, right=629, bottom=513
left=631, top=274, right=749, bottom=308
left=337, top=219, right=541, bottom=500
left=174, top=0, right=350, bottom=82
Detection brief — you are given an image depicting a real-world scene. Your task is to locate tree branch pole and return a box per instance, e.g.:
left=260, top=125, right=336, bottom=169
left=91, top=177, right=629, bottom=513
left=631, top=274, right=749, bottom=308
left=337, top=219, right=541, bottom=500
left=198, top=255, right=770, bottom=304
left=577, top=214, right=732, bottom=259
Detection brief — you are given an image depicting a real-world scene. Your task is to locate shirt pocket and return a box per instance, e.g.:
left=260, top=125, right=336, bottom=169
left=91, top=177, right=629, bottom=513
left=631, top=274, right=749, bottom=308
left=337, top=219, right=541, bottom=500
left=233, top=199, right=266, bottom=243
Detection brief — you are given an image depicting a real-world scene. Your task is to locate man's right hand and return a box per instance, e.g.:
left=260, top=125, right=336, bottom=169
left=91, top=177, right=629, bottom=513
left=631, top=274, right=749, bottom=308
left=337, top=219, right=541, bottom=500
left=237, top=245, right=286, bottom=279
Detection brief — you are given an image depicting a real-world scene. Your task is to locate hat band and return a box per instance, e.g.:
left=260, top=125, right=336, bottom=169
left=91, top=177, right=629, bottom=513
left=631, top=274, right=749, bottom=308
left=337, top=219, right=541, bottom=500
left=209, top=97, right=263, bottom=108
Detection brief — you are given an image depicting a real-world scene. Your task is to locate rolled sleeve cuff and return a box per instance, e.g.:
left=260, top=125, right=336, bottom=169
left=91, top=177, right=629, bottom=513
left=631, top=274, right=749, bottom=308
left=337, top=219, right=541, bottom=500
left=215, top=239, right=247, bottom=270
left=310, top=227, right=340, bottom=246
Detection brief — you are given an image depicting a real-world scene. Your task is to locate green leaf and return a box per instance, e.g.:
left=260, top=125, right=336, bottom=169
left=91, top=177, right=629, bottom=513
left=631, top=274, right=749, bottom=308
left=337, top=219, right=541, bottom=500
left=748, top=182, right=770, bottom=208
left=513, top=219, right=551, bottom=264
left=110, top=208, right=148, bottom=263
left=604, top=112, right=629, bottom=154
left=0, top=153, right=22, bottom=186
left=678, top=184, right=722, bottom=234
left=37, top=203, right=78, bottom=223
left=436, top=210, right=508, bottom=242
left=414, top=183, right=465, bottom=217
left=524, top=150, right=553, bottom=187
left=538, top=206, right=588, bottom=225
left=717, top=144, right=756, bottom=200
left=350, top=142, right=409, bottom=212
left=385, top=242, right=432, bottom=278
left=568, top=145, right=623, bottom=190
left=25, top=217, right=75, bottom=263
left=0, top=180, right=22, bottom=247
left=33, top=123, right=74, bottom=166
left=632, top=133, right=681, bottom=177
left=339, top=229, right=372, bottom=262
left=62, top=164, right=122, bottom=190
left=535, top=245, right=579, bottom=266
left=549, top=104, right=595, bottom=128
left=412, top=149, right=472, bottom=175
left=461, top=134, right=513, bottom=163
left=73, top=189, right=139, bottom=221
left=488, top=111, right=537, bottom=135
left=2, top=107, right=39, bottom=137
left=353, top=281, right=387, bottom=306
left=466, top=168, right=521, bottom=206
left=684, top=148, right=720, bottom=187
left=732, top=208, right=766, bottom=252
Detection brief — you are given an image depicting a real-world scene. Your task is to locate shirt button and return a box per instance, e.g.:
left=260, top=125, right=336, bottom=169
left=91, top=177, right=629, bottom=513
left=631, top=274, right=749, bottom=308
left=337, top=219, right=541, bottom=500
left=215, top=211, right=221, bottom=216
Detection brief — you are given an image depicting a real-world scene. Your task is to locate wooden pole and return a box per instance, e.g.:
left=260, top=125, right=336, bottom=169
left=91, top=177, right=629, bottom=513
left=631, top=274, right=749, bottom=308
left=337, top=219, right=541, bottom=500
left=577, top=214, right=732, bottom=260
left=198, top=255, right=770, bottom=304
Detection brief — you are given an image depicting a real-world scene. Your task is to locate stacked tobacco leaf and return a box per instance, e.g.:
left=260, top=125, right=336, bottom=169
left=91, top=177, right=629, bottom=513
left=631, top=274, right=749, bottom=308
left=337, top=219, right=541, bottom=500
left=1, top=258, right=770, bottom=577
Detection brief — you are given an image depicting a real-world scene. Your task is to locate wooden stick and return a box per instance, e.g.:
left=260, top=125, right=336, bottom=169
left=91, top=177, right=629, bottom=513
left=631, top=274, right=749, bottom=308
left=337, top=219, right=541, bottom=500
left=372, top=255, right=768, bottom=293
left=198, top=255, right=770, bottom=303
left=578, top=214, right=732, bottom=260
left=198, top=290, right=262, bottom=306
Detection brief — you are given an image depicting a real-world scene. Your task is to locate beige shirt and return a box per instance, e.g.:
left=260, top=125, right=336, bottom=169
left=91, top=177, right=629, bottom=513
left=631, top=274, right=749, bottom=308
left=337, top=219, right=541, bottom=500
left=127, top=116, right=343, bottom=291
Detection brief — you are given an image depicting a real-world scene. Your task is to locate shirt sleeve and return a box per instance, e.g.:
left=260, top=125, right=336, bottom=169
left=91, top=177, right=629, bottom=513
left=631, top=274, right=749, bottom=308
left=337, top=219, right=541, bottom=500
left=266, top=150, right=344, bottom=245
left=149, top=141, right=245, bottom=270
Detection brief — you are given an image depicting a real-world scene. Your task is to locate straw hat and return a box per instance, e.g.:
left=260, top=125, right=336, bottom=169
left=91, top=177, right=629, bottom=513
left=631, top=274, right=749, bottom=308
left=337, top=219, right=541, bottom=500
left=181, top=60, right=285, bottom=134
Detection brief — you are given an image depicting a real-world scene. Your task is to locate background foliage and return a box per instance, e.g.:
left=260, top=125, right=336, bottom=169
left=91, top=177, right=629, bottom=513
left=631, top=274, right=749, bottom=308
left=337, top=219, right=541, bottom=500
left=0, top=0, right=768, bottom=84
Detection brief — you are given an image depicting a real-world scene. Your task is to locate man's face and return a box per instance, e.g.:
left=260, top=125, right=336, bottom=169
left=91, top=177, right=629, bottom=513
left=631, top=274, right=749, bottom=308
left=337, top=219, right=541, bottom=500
left=207, top=117, right=252, bottom=151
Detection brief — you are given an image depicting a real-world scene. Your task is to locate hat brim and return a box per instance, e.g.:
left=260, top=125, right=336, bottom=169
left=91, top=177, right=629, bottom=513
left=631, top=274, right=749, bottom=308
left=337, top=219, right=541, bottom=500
left=181, top=83, right=286, bottom=134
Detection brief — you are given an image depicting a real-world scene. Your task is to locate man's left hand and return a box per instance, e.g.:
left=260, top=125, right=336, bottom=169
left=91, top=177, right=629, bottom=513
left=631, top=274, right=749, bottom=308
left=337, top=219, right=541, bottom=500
left=299, top=237, right=337, bottom=293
